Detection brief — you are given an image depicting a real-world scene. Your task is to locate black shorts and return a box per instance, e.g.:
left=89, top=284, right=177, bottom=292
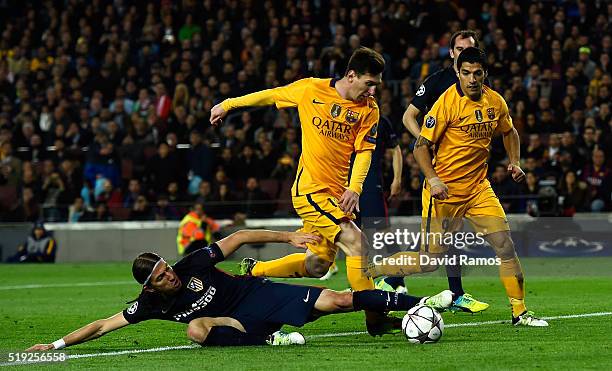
left=230, top=279, right=323, bottom=335
left=358, top=191, right=389, bottom=229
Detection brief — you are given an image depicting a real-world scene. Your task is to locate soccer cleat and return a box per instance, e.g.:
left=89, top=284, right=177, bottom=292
left=375, top=277, right=407, bottom=294
left=238, top=257, right=258, bottom=276
left=319, top=262, right=339, bottom=281
left=512, top=311, right=549, bottom=327
left=449, top=293, right=490, bottom=314
left=366, top=314, right=403, bottom=337
left=267, top=331, right=306, bottom=345
left=419, top=289, right=453, bottom=312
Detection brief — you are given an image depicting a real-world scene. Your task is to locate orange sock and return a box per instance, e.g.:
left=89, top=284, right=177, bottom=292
left=251, top=253, right=308, bottom=278
left=499, top=256, right=526, bottom=317
left=346, top=256, right=374, bottom=291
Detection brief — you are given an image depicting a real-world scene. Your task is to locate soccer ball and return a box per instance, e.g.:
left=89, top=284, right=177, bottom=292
left=402, top=305, right=444, bottom=344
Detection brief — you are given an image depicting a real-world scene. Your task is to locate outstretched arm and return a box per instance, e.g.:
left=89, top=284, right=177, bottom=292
left=503, top=128, right=525, bottom=183
left=27, top=312, right=129, bottom=351
left=210, top=89, right=278, bottom=125
left=210, top=78, right=311, bottom=126
left=216, top=230, right=322, bottom=259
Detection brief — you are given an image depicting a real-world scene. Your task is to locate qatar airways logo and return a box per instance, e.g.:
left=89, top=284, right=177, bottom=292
left=312, top=117, right=352, bottom=141
left=460, top=121, right=495, bottom=139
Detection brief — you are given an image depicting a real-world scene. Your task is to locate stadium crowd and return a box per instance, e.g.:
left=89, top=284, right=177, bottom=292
left=0, top=0, right=611, bottom=223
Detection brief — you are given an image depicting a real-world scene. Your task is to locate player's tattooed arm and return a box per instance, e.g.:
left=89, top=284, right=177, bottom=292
left=414, top=135, right=433, bottom=148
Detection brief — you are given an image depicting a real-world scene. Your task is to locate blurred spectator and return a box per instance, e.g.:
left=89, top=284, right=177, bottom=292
left=490, top=164, right=518, bottom=212
left=176, top=200, right=220, bottom=256
left=129, top=195, right=153, bottom=221
left=0, top=141, right=22, bottom=186
left=145, top=142, right=182, bottom=194
left=96, top=178, right=122, bottom=210
left=9, top=186, right=40, bottom=222
left=242, top=177, right=274, bottom=218
left=580, top=149, right=611, bottom=211
left=188, top=130, right=214, bottom=182
left=90, top=203, right=113, bottom=222
left=558, top=170, right=590, bottom=215
left=7, top=222, right=56, bottom=263
left=68, top=196, right=92, bottom=223
left=192, top=180, right=213, bottom=203
left=123, top=178, right=142, bottom=209
left=154, top=194, right=181, bottom=221
left=41, top=172, right=68, bottom=222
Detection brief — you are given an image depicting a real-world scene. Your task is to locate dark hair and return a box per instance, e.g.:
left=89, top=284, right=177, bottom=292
left=456, top=47, right=488, bottom=71
left=132, top=252, right=162, bottom=285
left=345, top=46, right=385, bottom=77
left=449, top=30, right=479, bottom=51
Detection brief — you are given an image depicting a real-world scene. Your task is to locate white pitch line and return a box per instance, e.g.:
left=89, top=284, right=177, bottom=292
left=68, top=345, right=199, bottom=359
left=2, top=311, right=611, bottom=367
left=306, top=311, right=612, bottom=338
left=0, top=281, right=133, bottom=291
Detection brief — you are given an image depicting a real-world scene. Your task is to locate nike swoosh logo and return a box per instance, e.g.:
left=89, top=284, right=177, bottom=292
left=312, top=99, right=325, bottom=104
left=303, top=289, right=310, bottom=302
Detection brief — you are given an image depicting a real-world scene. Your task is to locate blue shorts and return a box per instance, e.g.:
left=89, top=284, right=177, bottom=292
left=230, top=280, right=323, bottom=335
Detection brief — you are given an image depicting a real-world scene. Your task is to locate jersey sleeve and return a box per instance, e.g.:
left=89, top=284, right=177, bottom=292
left=410, top=74, right=438, bottom=112
left=122, top=298, right=158, bottom=324
left=178, top=242, right=225, bottom=269
left=498, top=96, right=514, bottom=134
left=420, top=93, right=451, bottom=144
left=354, top=104, right=379, bottom=152
left=272, top=78, right=313, bottom=109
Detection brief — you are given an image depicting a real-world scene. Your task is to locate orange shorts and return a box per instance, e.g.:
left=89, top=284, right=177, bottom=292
left=421, top=180, right=509, bottom=253
left=292, top=192, right=354, bottom=262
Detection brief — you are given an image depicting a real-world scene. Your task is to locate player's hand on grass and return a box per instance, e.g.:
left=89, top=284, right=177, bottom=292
left=288, top=232, right=322, bottom=249
left=389, top=179, right=401, bottom=200
left=26, top=344, right=54, bottom=351
left=508, top=164, right=525, bottom=183
left=210, top=102, right=228, bottom=126
left=339, top=189, right=360, bottom=214
left=428, top=177, right=449, bottom=200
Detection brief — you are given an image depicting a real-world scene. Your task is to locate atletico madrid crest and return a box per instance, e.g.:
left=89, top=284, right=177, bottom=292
left=187, top=277, right=204, bottom=292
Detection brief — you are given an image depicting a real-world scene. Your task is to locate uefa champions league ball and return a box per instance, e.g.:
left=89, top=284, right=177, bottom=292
left=402, top=305, right=444, bottom=344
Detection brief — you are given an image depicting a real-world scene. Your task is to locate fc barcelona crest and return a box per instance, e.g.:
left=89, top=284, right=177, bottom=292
left=487, top=108, right=495, bottom=120
left=330, top=104, right=342, bottom=118
left=475, top=109, right=483, bottom=122
left=187, top=277, right=204, bottom=292
left=345, top=109, right=359, bottom=123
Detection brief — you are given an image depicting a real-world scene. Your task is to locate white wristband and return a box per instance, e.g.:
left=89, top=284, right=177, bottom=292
left=52, top=339, right=66, bottom=349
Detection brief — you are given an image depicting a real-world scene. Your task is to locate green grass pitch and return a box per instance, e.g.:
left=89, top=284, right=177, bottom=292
left=1, top=258, right=611, bottom=370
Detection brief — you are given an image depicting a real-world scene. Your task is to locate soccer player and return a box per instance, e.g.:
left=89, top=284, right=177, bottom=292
left=319, top=116, right=403, bottom=282
left=371, top=47, right=548, bottom=326
left=209, top=47, right=398, bottom=334
left=379, top=30, right=489, bottom=314
left=26, top=230, right=453, bottom=351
